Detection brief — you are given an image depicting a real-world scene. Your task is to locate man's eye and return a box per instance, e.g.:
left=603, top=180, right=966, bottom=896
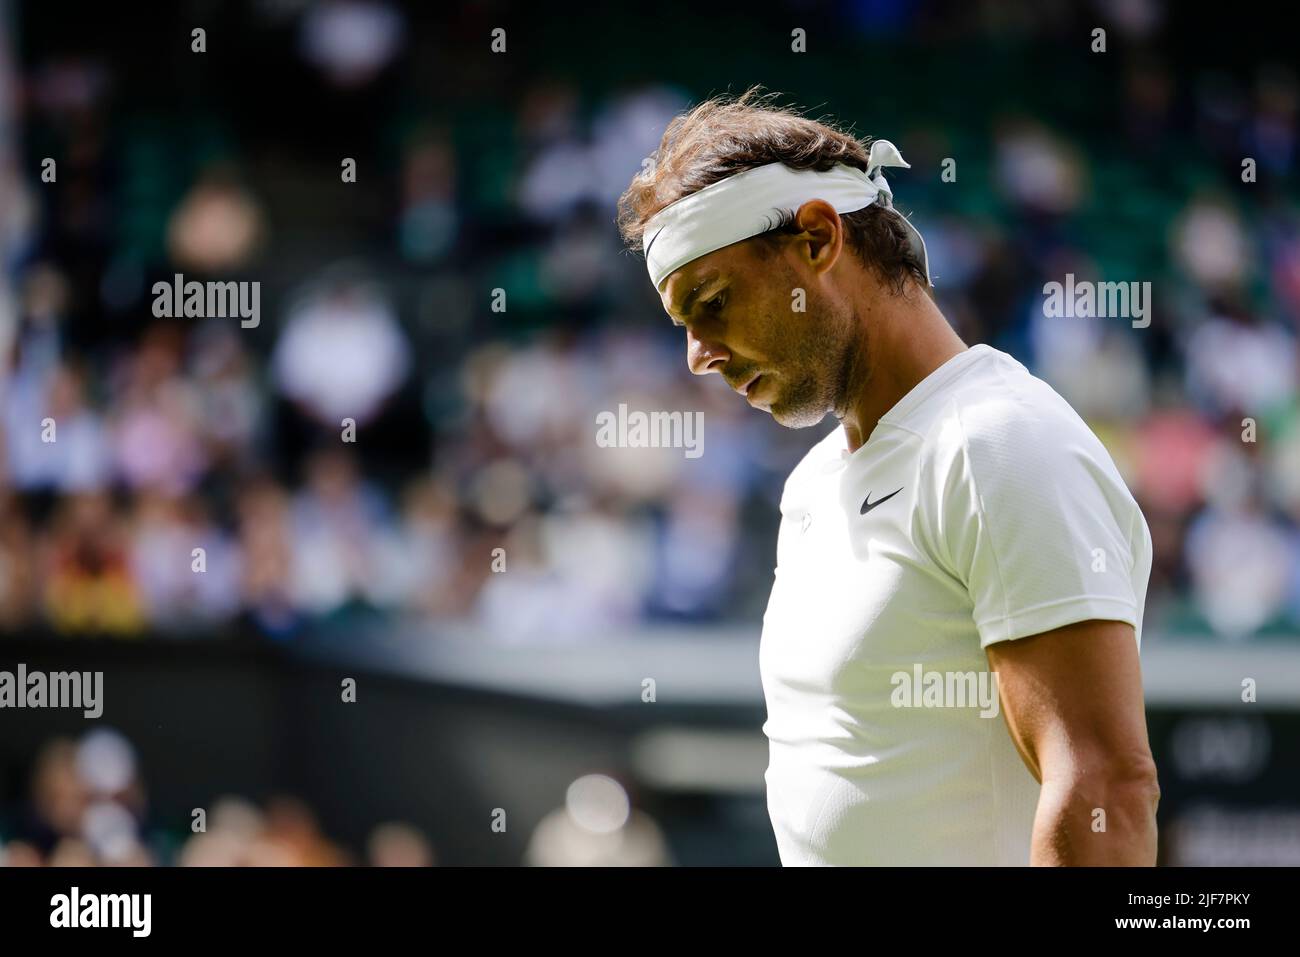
left=704, top=293, right=726, bottom=313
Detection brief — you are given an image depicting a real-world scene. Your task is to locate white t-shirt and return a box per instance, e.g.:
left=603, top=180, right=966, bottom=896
left=759, top=344, right=1152, bottom=866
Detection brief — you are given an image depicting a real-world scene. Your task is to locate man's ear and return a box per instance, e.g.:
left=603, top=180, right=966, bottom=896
left=792, top=199, right=843, bottom=274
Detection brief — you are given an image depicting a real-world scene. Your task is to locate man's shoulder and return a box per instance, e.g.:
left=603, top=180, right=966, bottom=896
left=913, top=350, right=1132, bottom=521
left=913, top=348, right=1095, bottom=458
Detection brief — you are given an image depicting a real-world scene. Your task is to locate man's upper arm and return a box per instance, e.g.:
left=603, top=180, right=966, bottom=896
left=984, top=618, right=1155, bottom=785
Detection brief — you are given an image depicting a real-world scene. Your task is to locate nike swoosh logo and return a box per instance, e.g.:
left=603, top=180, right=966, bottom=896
left=860, top=487, right=903, bottom=515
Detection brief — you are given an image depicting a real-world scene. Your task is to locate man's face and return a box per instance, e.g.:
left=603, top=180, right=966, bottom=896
left=658, top=238, right=858, bottom=428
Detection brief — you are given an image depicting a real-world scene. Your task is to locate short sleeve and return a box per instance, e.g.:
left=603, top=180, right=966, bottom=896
left=926, top=395, right=1148, bottom=648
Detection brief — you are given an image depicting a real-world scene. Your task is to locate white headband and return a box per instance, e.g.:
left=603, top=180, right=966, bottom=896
left=642, top=139, right=930, bottom=289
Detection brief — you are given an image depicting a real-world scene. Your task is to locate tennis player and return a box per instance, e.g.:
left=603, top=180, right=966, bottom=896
left=618, top=90, right=1160, bottom=866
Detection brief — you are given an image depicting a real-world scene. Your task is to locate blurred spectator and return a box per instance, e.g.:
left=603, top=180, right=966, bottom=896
left=367, top=822, right=435, bottom=867
left=1172, top=196, right=1251, bottom=292
left=1184, top=305, right=1297, bottom=417
left=398, top=134, right=458, bottom=265
left=41, top=493, right=144, bottom=635
left=166, top=170, right=266, bottom=274
left=4, top=361, right=110, bottom=492
left=288, top=447, right=394, bottom=615
left=524, top=774, right=670, bottom=866
left=298, top=0, right=405, bottom=89
left=271, top=278, right=411, bottom=428
left=0, top=494, right=37, bottom=627
left=109, top=325, right=208, bottom=496
left=235, top=476, right=300, bottom=637
left=128, top=493, right=241, bottom=629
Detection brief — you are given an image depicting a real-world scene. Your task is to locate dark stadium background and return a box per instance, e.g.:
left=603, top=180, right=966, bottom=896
left=1, top=0, right=1298, bottom=865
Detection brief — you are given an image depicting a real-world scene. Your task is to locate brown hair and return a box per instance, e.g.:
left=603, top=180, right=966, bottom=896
left=616, top=87, right=928, bottom=294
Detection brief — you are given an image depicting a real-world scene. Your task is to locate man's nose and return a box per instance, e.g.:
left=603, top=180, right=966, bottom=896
left=686, top=329, right=730, bottom=376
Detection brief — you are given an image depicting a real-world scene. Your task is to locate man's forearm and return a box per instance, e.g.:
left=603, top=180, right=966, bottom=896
left=1030, top=771, right=1160, bottom=865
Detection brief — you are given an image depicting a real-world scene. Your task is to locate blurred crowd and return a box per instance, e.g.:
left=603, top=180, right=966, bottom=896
left=0, top=728, right=668, bottom=866
left=0, top=270, right=787, bottom=639
left=1, top=0, right=1299, bottom=642
left=0, top=728, right=435, bottom=866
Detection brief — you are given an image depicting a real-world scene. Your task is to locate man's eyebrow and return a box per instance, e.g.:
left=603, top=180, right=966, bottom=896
left=670, top=275, right=722, bottom=318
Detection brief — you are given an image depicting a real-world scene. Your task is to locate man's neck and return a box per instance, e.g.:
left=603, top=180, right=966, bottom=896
left=838, top=282, right=968, bottom=454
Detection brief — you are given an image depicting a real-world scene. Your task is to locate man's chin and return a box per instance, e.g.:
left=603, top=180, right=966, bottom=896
left=766, top=398, right=830, bottom=429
